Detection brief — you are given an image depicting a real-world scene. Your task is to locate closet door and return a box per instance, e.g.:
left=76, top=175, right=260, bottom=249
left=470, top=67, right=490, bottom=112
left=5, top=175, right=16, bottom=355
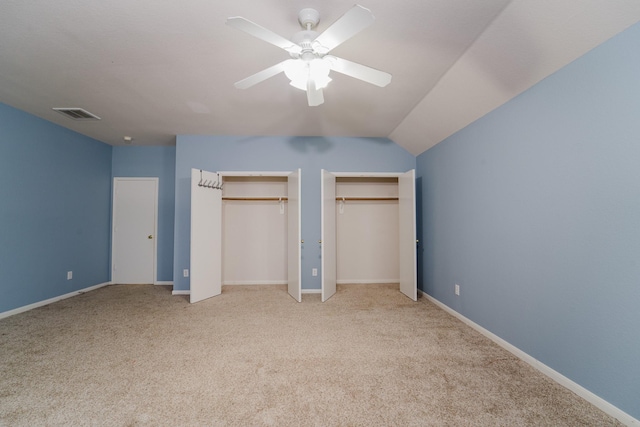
left=190, top=169, right=222, bottom=303
left=398, top=169, right=417, bottom=301
left=321, top=169, right=337, bottom=302
left=287, top=169, right=302, bottom=302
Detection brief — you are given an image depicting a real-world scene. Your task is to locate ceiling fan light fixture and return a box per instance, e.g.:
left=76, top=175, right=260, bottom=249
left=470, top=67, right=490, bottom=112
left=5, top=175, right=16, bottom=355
left=313, top=74, right=332, bottom=90
left=284, top=58, right=332, bottom=92
left=289, top=78, right=308, bottom=91
left=284, top=59, right=306, bottom=89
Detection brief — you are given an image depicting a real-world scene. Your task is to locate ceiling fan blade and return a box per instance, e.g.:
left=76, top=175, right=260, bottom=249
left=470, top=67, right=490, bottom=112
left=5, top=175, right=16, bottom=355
left=226, top=17, right=301, bottom=54
left=330, top=57, right=392, bottom=87
left=314, top=5, right=375, bottom=53
left=307, top=80, right=324, bottom=107
left=234, top=60, right=289, bottom=89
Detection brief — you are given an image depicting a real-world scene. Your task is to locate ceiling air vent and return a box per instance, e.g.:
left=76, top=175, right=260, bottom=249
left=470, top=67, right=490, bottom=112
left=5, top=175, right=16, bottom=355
left=52, top=108, right=101, bottom=121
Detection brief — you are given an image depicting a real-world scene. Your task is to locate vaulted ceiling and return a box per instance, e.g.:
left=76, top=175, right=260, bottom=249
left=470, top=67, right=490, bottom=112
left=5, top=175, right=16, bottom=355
left=1, top=0, right=639, bottom=155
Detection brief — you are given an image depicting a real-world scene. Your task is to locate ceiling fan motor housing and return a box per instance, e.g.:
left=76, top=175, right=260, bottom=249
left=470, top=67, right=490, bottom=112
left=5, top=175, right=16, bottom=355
left=292, top=30, right=320, bottom=55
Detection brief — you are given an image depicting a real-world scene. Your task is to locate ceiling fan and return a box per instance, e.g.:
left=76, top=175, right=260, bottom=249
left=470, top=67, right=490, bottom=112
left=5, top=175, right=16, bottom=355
left=226, top=5, right=392, bottom=107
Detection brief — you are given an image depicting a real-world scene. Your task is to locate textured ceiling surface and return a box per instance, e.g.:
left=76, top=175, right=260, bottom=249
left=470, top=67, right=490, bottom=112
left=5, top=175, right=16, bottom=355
left=1, top=0, right=639, bottom=154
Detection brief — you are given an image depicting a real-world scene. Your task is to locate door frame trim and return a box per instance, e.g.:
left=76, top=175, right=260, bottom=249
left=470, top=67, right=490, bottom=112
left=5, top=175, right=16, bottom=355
left=111, top=177, right=159, bottom=284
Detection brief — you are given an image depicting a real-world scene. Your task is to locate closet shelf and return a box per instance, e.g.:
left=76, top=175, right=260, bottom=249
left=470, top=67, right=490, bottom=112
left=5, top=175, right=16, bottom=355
left=336, top=197, right=398, bottom=201
left=222, top=197, right=288, bottom=201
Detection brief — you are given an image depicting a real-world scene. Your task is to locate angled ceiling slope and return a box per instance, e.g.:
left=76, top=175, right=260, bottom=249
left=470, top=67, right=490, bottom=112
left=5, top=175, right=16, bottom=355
left=392, top=0, right=640, bottom=155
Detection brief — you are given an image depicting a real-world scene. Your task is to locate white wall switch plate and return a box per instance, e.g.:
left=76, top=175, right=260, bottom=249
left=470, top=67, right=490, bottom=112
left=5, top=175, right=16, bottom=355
left=183, top=269, right=189, bottom=277
left=455, top=284, right=460, bottom=296
left=67, top=271, right=73, bottom=280
left=312, top=268, right=318, bottom=276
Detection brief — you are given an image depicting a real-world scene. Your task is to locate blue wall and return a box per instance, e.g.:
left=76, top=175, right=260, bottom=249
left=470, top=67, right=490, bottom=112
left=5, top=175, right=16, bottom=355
left=173, top=136, right=415, bottom=291
left=112, top=146, right=176, bottom=282
left=416, top=23, right=640, bottom=418
left=0, top=103, right=112, bottom=313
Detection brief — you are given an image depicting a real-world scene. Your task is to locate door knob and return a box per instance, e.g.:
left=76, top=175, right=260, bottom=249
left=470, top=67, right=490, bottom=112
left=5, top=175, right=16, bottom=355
left=148, top=235, right=153, bottom=239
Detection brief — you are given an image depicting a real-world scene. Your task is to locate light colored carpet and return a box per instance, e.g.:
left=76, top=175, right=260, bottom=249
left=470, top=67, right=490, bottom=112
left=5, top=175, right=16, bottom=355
left=0, top=284, right=622, bottom=426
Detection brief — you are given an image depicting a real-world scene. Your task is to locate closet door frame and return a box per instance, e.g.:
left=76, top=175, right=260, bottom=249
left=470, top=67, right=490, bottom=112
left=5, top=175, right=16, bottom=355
left=321, top=171, right=417, bottom=301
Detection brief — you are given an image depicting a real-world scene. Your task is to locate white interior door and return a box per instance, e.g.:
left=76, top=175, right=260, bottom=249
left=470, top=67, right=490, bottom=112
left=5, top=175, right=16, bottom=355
left=321, top=170, right=337, bottom=302
left=190, top=169, right=222, bottom=303
left=112, top=178, right=157, bottom=284
left=398, top=169, right=417, bottom=301
left=287, top=169, right=302, bottom=302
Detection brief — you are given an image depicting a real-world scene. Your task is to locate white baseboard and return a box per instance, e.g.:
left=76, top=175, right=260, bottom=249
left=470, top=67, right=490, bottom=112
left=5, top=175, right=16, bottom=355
left=419, top=290, right=639, bottom=427
left=154, top=281, right=173, bottom=286
left=0, top=282, right=112, bottom=320
left=222, top=280, right=287, bottom=286
left=171, top=290, right=190, bottom=296
left=337, top=279, right=399, bottom=285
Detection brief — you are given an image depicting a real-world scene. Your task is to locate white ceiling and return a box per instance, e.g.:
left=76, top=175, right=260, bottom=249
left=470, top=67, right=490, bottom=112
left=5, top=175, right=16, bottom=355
left=1, top=0, right=639, bottom=155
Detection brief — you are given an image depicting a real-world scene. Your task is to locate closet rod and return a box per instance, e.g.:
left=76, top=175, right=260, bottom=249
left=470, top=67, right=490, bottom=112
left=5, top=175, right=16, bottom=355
left=336, top=197, right=398, bottom=201
left=222, top=197, right=288, bottom=201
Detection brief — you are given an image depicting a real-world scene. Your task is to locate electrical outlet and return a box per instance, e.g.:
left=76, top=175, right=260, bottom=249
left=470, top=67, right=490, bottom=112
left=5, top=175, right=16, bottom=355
left=455, top=284, right=460, bottom=296
left=67, top=271, right=73, bottom=280
left=312, top=268, right=318, bottom=277
left=183, top=269, right=189, bottom=278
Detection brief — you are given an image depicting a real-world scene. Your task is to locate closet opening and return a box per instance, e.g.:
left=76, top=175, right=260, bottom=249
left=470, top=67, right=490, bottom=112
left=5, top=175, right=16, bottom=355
left=321, top=170, right=416, bottom=302
left=336, top=177, right=400, bottom=286
left=190, top=169, right=301, bottom=304
left=222, top=176, right=289, bottom=287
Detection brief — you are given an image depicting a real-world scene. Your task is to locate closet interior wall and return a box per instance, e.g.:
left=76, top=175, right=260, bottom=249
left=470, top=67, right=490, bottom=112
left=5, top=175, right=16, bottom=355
left=222, top=176, right=288, bottom=285
left=336, top=177, right=399, bottom=284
